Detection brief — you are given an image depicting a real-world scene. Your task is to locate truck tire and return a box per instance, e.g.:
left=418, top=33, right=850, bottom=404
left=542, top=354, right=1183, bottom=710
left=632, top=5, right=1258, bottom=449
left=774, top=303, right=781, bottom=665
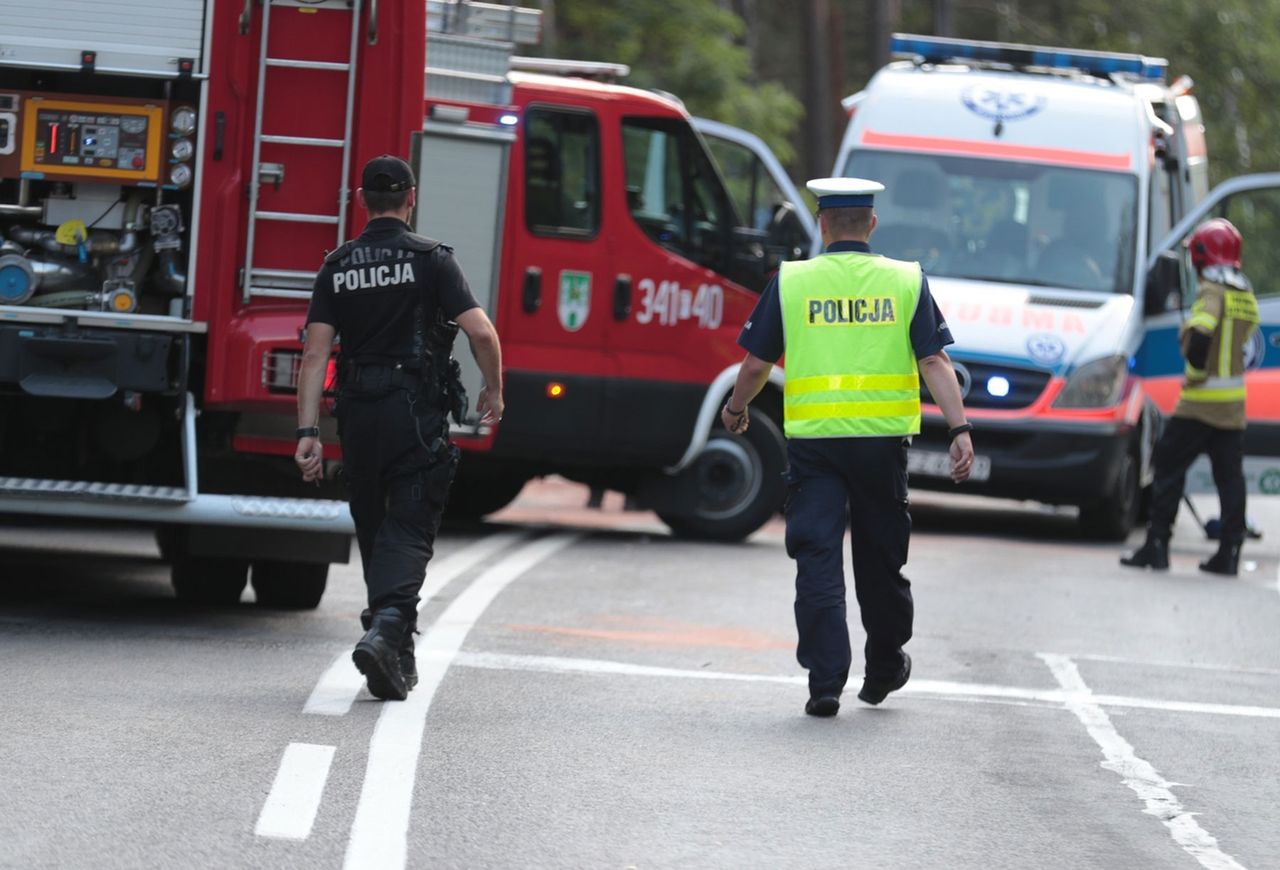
left=1078, top=450, right=1140, bottom=541
left=251, top=560, right=329, bottom=610
left=445, top=468, right=528, bottom=523
left=658, top=413, right=787, bottom=542
left=171, top=557, right=250, bottom=606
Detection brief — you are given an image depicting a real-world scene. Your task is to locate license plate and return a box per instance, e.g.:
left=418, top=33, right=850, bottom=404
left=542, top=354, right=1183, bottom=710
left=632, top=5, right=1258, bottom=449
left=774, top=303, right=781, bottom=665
left=907, top=449, right=992, bottom=482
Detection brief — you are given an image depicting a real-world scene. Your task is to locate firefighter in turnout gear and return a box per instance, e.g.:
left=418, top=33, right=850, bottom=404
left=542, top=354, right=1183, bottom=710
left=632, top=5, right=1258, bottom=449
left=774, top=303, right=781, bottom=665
left=296, top=155, right=504, bottom=700
left=722, top=178, right=975, bottom=717
left=1122, top=218, right=1260, bottom=576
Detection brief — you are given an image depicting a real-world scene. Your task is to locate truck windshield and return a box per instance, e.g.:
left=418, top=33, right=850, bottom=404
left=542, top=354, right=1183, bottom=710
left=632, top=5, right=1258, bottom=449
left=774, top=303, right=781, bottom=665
left=843, top=151, right=1138, bottom=294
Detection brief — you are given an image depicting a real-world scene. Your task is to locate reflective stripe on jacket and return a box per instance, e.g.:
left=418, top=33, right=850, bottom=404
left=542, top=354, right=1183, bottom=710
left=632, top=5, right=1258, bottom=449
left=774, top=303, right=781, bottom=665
left=778, top=253, right=922, bottom=438
left=1175, top=275, right=1260, bottom=430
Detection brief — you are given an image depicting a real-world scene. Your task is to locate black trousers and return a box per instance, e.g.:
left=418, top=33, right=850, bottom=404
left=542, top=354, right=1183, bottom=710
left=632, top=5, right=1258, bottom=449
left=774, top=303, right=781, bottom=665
left=1147, top=416, right=1246, bottom=544
left=784, top=437, right=914, bottom=698
left=336, top=382, right=458, bottom=620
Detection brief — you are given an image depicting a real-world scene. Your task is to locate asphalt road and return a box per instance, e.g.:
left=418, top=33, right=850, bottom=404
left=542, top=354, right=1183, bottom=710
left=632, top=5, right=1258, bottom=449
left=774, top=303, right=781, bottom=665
left=1, top=482, right=1278, bottom=870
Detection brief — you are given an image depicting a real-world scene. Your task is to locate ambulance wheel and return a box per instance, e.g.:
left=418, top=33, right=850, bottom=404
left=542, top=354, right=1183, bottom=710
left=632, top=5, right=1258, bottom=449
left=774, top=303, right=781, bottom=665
left=171, top=556, right=250, bottom=606
left=1078, top=451, right=1140, bottom=541
left=251, top=561, right=329, bottom=610
left=659, top=413, right=786, bottom=542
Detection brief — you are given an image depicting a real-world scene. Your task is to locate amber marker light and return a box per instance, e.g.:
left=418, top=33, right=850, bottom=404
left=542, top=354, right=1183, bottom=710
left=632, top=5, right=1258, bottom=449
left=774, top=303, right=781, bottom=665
left=546, top=382, right=566, bottom=399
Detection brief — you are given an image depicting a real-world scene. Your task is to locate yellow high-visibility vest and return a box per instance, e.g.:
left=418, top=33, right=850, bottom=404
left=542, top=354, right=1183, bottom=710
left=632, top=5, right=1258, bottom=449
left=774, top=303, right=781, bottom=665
left=779, top=253, right=922, bottom=438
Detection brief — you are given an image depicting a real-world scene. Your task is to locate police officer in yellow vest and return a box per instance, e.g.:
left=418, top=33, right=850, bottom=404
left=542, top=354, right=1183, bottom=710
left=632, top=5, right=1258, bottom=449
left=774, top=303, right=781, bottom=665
left=723, top=178, right=975, bottom=717
left=1122, top=218, right=1260, bottom=576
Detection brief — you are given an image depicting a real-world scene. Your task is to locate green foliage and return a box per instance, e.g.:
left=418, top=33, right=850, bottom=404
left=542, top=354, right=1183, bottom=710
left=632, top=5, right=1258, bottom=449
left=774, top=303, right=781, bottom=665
left=540, top=0, right=803, bottom=164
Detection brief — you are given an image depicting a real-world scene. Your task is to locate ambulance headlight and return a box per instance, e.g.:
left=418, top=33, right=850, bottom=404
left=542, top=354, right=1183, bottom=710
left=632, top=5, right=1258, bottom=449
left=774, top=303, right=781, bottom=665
left=1053, top=355, right=1129, bottom=409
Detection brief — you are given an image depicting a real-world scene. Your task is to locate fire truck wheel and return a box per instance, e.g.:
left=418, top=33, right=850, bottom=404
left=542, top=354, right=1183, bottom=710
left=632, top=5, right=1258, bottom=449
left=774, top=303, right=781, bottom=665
left=251, top=561, right=329, bottom=610
left=171, top=557, right=250, bottom=606
left=659, top=412, right=786, bottom=542
left=1078, top=449, right=1140, bottom=541
left=444, top=468, right=529, bottom=524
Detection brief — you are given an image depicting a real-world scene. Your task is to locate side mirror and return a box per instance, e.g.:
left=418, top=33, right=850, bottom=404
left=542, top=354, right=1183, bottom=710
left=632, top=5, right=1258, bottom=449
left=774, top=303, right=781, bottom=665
left=765, top=202, right=808, bottom=263
left=1144, top=250, right=1182, bottom=316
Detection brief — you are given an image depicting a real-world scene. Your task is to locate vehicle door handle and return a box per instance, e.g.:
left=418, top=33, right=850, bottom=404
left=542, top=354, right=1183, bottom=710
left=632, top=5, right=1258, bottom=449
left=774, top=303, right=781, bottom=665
left=239, top=0, right=253, bottom=35
left=522, top=267, right=541, bottom=313
left=213, top=111, right=226, bottom=161
left=368, top=0, right=379, bottom=44
left=613, top=274, right=632, bottom=321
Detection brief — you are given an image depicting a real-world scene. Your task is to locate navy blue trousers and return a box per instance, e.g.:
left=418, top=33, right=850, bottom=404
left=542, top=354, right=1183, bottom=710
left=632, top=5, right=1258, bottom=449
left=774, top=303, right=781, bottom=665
left=784, top=436, right=914, bottom=698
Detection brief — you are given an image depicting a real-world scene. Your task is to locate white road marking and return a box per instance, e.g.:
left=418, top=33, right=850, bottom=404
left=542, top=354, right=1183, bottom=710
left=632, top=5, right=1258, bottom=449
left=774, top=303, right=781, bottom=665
left=255, top=743, right=337, bottom=840
left=303, top=531, right=529, bottom=716
left=1069, top=652, right=1280, bottom=678
left=444, top=650, right=1280, bottom=721
left=1039, top=653, right=1247, bottom=870
left=343, top=532, right=580, bottom=870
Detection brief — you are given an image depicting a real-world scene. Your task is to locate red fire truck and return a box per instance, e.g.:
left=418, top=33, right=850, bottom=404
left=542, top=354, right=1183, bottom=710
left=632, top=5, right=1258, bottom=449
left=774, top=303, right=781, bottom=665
left=0, top=0, right=804, bottom=606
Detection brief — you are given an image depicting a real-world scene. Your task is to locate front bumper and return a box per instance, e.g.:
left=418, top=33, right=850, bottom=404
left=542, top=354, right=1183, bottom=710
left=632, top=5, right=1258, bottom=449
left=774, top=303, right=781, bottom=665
left=909, top=417, right=1134, bottom=506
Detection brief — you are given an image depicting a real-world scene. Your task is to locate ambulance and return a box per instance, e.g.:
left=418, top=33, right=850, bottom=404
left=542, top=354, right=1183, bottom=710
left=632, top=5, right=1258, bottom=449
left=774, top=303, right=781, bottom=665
left=830, top=34, right=1280, bottom=538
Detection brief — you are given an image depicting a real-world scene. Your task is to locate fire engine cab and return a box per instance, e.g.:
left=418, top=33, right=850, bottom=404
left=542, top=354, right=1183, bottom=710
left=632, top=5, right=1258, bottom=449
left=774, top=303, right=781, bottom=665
left=829, top=35, right=1280, bottom=538
left=415, top=47, right=811, bottom=540
left=0, top=0, right=807, bottom=607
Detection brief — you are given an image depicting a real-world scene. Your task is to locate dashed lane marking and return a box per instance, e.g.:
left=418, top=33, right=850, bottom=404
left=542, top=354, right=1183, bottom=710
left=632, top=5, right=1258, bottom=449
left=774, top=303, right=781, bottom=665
left=343, top=532, right=580, bottom=870
left=303, top=530, right=529, bottom=716
left=1040, top=653, right=1247, bottom=870
left=255, top=743, right=336, bottom=841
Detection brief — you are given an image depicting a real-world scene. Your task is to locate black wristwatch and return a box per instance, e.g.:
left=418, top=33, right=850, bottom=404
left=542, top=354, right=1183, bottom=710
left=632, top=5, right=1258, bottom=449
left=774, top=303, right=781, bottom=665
left=948, top=422, right=974, bottom=439
left=296, top=426, right=321, bottom=439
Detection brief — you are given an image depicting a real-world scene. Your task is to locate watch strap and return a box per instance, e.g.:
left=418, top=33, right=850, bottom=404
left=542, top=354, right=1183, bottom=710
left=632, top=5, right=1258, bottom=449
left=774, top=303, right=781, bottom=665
left=296, top=426, right=321, bottom=438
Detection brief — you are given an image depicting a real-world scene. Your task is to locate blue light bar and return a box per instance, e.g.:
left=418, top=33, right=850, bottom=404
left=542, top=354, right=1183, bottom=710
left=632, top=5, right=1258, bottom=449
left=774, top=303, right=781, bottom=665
left=891, top=34, right=1167, bottom=81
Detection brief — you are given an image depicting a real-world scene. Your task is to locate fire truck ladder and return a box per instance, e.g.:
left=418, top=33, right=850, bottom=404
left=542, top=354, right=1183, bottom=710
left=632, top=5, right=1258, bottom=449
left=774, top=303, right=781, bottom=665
left=243, top=0, right=363, bottom=302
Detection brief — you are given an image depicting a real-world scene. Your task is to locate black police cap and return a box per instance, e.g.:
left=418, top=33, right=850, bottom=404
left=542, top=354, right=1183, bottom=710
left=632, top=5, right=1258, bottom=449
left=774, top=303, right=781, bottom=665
left=362, top=155, right=416, bottom=193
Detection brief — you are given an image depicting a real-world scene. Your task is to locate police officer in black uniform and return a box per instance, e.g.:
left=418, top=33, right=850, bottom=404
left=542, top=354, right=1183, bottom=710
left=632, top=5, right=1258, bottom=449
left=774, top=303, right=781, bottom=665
left=295, top=155, right=503, bottom=701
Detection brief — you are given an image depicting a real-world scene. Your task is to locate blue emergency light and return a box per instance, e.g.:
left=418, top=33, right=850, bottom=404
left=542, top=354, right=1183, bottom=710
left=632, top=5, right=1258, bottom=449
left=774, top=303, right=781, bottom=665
left=891, top=34, right=1168, bottom=81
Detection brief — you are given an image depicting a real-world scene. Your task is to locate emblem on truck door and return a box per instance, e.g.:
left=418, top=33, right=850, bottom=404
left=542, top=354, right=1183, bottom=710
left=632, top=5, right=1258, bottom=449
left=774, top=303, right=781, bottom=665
left=558, top=270, right=591, bottom=332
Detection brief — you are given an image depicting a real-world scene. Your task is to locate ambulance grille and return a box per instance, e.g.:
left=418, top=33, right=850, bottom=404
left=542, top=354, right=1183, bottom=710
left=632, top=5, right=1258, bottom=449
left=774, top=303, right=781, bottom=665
left=924, top=360, right=1051, bottom=410
left=1027, top=295, right=1106, bottom=309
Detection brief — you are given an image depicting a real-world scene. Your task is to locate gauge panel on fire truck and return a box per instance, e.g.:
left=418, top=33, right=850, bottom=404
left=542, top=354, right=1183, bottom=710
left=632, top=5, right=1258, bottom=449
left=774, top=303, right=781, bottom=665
left=20, top=98, right=165, bottom=183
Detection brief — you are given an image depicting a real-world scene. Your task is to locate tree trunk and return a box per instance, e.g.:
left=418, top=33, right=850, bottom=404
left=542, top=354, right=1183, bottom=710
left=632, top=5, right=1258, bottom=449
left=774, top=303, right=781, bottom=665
left=539, top=0, right=557, bottom=55
left=934, top=0, right=954, bottom=36
left=804, top=0, right=834, bottom=181
left=871, top=0, right=901, bottom=71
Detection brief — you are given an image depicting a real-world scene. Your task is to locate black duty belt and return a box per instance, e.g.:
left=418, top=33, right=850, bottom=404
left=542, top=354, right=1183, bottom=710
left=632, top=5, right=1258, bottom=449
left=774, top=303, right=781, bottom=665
left=340, top=361, right=423, bottom=391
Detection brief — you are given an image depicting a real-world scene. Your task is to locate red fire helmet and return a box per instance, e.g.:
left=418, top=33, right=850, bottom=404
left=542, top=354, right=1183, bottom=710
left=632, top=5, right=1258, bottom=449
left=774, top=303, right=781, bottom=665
left=1186, top=217, right=1243, bottom=270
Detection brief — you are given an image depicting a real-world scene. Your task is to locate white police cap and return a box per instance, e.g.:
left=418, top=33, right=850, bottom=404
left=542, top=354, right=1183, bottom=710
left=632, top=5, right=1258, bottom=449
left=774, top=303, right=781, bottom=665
left=806, top=177, right=885, bottom=210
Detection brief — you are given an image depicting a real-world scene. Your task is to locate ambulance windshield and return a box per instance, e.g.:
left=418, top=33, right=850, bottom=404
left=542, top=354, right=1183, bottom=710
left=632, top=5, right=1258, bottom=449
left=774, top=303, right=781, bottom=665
left=843, top=152, right=1138, bottom=294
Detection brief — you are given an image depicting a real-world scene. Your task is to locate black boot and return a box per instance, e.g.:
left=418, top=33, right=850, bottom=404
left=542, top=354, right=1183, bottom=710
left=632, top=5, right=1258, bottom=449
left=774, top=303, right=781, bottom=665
left=353, top=609, right=411, bottom=701
left=400, top=632, right=418, bottom=691
left=1120, top=537, right=1169, bottom=570
left=1199, top=541, right=1241, bottom=576
left=362, top=609, right=418, bottom=691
